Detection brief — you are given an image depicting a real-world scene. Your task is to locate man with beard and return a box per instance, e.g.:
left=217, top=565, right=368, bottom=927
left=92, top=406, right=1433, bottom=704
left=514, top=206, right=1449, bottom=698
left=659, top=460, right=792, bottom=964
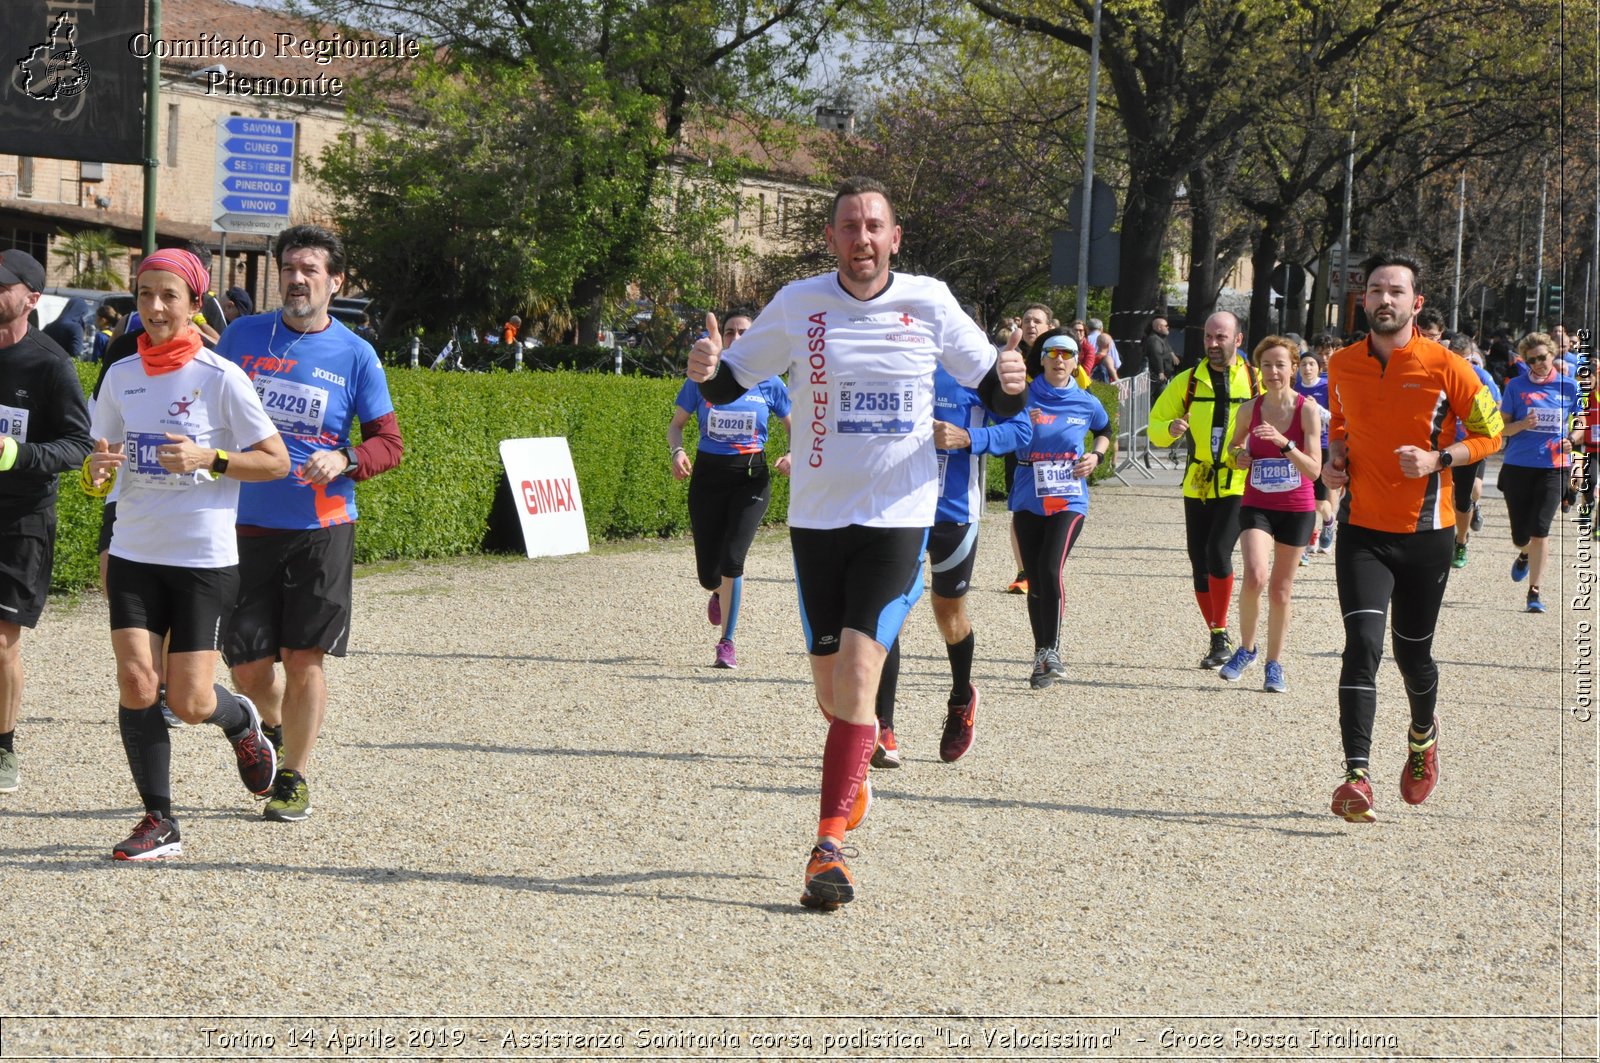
left=0, top=250, right=92, bottom=793
left=1149, top=311, right=1262, bottom=669
left=217, top=225, right=404, bottom=823
left=1323, top=250, right=1502, bottom=824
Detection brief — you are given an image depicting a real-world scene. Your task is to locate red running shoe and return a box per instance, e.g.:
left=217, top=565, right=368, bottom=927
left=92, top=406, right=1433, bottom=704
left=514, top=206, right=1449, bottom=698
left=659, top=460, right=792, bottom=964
left=1400, top=718, right=1440, bottom=805
left=871, top=727, right=901, bottom=769
left=112, top=812, right=182, bottom=861
left=1331, top=769, right=1376, bottom=823
left=940, top=684, right=978, bottom=763
left=799, top=841, right=855, bottom=910
left=230, top=695, right=277, bottom=796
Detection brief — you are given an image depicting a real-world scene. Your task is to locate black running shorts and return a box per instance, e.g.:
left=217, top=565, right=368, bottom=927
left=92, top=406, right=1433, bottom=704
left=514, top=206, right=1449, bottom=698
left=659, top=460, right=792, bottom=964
left=1498, top=463, right=1564, bottom=543
left=790, top=525, right=926, bottom=655
left=926, top=521, right=979, bottom=599
left=107, top=555, right=238, bottom=653
left=224, top=524, right=356, bottom=664
left=0, top=507, right=56, bottom=629
left=1239, top=505, right=1316, bottom=548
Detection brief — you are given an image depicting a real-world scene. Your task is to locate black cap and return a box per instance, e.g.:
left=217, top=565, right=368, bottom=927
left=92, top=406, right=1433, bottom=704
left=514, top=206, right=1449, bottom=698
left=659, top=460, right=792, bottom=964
left=0, top=250, right=44, bottom=293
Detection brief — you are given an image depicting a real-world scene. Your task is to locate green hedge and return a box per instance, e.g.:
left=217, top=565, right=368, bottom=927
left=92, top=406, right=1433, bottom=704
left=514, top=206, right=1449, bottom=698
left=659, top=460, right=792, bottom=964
left=49, top=368, right=1126, bottom=592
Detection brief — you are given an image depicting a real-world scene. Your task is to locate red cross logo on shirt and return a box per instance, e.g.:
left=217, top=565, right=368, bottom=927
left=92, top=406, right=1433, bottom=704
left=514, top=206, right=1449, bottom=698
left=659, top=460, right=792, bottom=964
left=899, top=312, right=914, bottom=326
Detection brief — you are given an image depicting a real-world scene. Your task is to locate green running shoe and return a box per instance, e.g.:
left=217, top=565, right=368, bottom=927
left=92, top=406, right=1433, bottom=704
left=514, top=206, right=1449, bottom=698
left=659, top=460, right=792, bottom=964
left=263, top=769, right=312, bottom=822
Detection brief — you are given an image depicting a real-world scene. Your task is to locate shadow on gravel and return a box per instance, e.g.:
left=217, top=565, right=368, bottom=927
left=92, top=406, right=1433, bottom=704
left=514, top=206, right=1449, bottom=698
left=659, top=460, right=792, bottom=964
left=347, top=649, right=654, bottom=665
left=344, top=739, right=811, bottom=766
left=717, top=782, right=1344, bottom=840
left=5, top=855, right=800, bottom=912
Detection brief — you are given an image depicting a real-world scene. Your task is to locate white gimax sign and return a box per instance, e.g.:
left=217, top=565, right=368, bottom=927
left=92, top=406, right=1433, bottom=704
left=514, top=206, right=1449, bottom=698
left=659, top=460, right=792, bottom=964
left=498, top=438, right=590, bottom=558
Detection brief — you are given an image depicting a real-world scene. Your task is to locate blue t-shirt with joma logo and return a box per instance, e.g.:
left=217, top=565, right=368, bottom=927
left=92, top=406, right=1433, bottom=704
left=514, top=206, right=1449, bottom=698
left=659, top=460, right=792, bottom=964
left=217, top=313, right=394, bottom=528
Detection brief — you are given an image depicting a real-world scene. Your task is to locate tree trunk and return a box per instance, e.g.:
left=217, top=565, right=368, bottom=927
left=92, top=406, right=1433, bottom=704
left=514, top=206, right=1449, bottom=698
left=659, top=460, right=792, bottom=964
left=1183, top=164, right=1224, bottom=371
left=1247, top=211, right=1284, bottom=345
left=1110, top=169, right=1180, bottom=347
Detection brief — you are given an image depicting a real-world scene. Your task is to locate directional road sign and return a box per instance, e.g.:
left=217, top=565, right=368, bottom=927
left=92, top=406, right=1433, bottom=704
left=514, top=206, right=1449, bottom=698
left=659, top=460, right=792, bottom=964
left=213, top=117, right=296, bottom=235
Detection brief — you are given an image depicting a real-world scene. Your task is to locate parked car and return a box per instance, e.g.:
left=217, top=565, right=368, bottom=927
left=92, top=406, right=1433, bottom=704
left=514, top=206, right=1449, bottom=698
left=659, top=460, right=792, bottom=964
left=37, top=287, right=134, bottom=326
left=35, top=288, right=134, bottom=360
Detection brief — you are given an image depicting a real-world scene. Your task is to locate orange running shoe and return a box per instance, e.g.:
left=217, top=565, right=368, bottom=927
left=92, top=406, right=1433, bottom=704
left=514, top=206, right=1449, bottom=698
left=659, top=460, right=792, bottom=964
left=871, top=727, right=901, bottom=769
left=1331, top=769, right=1376, bottom=823
left=845, top=776, right=872, bottom=831
left=799, top=841, right=855, bottom=910
left=1006, top=571, right=1028, bottom=594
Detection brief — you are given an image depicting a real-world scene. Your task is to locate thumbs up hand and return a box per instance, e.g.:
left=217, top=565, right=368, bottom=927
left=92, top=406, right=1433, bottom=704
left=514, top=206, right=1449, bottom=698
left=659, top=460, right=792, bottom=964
left=688, top=312, right=723, bottom=383
left=997, top=327, right=1027, bottom=394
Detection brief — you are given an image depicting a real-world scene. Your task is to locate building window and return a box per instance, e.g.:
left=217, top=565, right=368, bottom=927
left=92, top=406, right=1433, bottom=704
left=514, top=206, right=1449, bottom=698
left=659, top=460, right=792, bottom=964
left=166, top=103, right=179, bottom=167
left=0, top=229, right=49, bottom=262
left=17, top=157, right=33, bottom=197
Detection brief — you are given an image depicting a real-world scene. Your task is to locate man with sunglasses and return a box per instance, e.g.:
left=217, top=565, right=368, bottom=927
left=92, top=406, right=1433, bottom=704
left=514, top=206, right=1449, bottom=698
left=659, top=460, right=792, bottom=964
left=1322, top=250, right=1502, bottom=824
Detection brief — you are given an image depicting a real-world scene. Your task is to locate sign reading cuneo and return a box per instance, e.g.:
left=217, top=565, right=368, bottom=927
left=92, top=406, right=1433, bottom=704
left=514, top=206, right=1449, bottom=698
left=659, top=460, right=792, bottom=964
left=499, top=438, right=590, bottom=558
left=213, top=116, right=296, bottom=234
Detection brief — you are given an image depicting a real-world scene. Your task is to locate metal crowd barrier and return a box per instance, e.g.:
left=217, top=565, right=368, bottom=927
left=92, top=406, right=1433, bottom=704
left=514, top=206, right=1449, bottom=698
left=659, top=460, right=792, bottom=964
left=1109, top=370, right=1158, bottom=484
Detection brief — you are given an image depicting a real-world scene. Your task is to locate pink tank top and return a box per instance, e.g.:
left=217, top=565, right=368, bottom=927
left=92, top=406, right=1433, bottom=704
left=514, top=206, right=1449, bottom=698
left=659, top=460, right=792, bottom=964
left=1241, top=393, right=1315, bottom=512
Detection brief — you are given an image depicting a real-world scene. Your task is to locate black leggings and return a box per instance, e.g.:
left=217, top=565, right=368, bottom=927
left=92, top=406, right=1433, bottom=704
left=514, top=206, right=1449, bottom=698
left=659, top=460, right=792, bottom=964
left=1014, top=509, right=1086, bottom=650
left=687, top=454, right=771, bottom=590
left=1333, top=524, right=1454, bottom=769
left=1183, top=495, right=1242, bottom=591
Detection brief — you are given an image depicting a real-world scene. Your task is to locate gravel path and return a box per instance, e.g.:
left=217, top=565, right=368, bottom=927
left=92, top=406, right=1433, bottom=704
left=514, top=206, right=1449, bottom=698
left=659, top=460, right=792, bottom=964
left=1, top=463, right=1594, bottom=1060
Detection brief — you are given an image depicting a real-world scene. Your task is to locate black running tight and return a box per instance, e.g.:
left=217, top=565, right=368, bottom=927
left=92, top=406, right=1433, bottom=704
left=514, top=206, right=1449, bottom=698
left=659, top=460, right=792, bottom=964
left=1014, top=509, right=1086, bottom=650
left=1183, top=495, right=1242, bottom=592
left=686, top=455, right=771, bottom=590
left=1333, top=524, right=1454, bottom=769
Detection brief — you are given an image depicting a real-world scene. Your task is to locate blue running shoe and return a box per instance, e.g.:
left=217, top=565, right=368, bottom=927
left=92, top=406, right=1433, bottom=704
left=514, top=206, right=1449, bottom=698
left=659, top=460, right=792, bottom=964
left=1511, top=554, right=1529, bottom=582
left=1527, top=591, right=1546, bottom=614
left=1218, top=646, right=1258, bottom=682
left=1262, top=659, right=1286, bottom=693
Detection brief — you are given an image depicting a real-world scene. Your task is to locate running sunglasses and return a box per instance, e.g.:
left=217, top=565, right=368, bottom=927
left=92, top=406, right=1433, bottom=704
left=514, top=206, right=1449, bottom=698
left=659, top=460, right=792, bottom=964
left=1526, top=354, right=1551, bottom=365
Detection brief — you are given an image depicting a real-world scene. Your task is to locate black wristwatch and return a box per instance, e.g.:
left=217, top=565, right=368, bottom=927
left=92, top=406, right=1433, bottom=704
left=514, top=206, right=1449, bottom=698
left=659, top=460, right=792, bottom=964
left=1437, top=449, right=1455, bottom=468
left=342, top=447, right=360, bottom=476
left=1279, top=440, right=1297, bottom=456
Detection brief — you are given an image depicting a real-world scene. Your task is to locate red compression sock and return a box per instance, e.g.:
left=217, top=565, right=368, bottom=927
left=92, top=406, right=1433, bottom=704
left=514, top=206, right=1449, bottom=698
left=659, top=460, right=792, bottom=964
left=817, top=718, right=876, bottom=841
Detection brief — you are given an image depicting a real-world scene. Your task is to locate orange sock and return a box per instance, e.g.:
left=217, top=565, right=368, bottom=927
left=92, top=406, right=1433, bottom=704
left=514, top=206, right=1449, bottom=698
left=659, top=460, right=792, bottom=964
left=818, top=718, right=875, bottom=841
left=1208, top=574, right=1235, bottom=630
